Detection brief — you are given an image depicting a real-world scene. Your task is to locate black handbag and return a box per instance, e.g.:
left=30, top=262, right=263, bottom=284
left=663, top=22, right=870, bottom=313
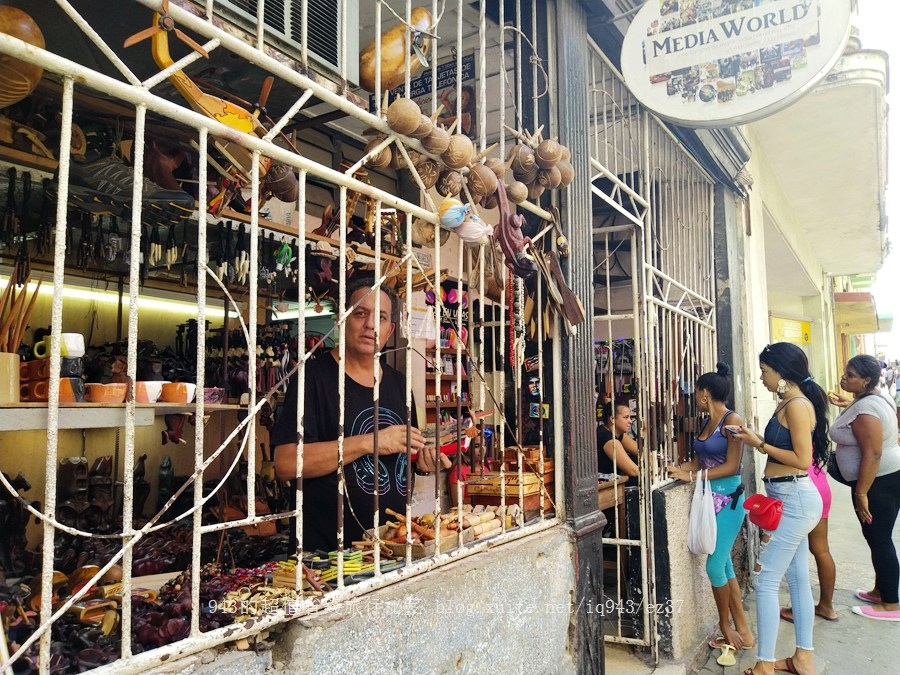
left=827, top=452, right=853, bottom=486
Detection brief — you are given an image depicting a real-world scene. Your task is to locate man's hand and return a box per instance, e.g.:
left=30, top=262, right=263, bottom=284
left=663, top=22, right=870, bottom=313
left=375, top=424, right=426, bottom=455
left=415, top=444, right=454, bottom=474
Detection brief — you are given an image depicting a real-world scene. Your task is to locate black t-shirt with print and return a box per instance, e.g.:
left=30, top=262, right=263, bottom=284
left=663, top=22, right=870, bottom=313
left=270, top=353, right=417, bottom=552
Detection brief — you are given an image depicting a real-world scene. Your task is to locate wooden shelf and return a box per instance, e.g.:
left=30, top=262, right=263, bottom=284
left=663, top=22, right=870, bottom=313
left=425, top=373, right=469, bottom=381
left=220, top=208, right=402, bottom=263
left=425, top=400, right=471, bottom=409
left=0, top=403, right=241, bottom=431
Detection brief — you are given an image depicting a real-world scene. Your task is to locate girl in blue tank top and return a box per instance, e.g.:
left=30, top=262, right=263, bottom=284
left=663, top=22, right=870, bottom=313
left=668, top=363, right=752, bottom=651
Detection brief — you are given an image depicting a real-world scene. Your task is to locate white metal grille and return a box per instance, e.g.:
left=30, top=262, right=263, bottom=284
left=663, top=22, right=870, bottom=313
left=0, top=1, right=568, bottom=672
left=588, top=38, right=716, bottom=653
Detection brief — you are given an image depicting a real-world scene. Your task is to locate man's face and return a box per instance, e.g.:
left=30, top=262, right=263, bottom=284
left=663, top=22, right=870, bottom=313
left=346, top=288, right=395, bottom=356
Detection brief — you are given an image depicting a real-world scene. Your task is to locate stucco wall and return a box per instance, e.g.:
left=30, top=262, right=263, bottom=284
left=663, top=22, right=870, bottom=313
left=653, top=484, right=749, bottom=663
left=264, top=527, right=578, bottom=674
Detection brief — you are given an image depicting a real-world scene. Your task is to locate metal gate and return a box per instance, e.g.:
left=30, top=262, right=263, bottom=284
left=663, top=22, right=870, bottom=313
left=587, top=40, right=716, bottom=656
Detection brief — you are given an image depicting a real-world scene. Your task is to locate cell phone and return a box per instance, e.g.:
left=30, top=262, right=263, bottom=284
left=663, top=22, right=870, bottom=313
left=722, top=425, right=740, bottom=436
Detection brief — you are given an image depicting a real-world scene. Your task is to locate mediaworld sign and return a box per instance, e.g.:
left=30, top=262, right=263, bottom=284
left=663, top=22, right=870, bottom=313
left=621, top=0, right=852, bottom=127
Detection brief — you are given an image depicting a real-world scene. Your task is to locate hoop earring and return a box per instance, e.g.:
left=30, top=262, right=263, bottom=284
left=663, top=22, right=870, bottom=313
left=776, top=379, right=787, bottom=395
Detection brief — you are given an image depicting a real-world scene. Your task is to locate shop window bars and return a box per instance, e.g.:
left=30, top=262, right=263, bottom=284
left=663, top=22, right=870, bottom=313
left=0, top=0, right=568, bottom=672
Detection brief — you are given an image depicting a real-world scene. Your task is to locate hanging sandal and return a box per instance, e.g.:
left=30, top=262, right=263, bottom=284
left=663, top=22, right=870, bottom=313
left=716, top=644, right=737, bottom=667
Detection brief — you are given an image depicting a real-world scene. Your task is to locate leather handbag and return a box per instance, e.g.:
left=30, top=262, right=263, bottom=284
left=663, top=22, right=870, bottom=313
left=743, top=494, right=783, bottom=530
left=827, top=453, right=852, bottom=486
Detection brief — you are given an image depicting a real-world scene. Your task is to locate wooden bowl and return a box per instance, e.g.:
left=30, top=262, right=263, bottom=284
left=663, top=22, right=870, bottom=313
left=135, top=381, right=164, bottom=404
left=85, top=383, right=127, bottom=404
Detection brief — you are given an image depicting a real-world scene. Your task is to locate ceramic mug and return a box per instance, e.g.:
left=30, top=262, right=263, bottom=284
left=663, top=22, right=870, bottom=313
left=59, top=377, right=85, bottom=403
left=60, top=357, right=84, bottom=377
left=33, top=333, right=85, bottom=359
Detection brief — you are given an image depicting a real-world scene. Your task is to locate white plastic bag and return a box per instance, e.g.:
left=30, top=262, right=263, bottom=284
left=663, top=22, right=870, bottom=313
left=687, top=470, right=717, bottom=555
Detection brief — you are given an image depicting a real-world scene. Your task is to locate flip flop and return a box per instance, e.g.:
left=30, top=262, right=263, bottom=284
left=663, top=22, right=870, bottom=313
left=776, top=656, right=801, bottom=674
left=781, top=606, right=839, bottom=623
left=716, top=644, right=737, bottom=667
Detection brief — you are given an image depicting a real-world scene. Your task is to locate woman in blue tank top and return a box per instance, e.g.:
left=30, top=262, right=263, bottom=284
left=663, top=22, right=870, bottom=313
left=668, top=363, right=752, bottom=652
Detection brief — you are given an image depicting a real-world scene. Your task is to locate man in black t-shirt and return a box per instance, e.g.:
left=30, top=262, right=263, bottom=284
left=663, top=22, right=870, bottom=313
left=271, top=278, right=438, bottom=552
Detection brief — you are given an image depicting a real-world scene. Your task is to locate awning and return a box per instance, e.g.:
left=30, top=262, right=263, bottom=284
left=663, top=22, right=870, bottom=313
left=878, top=314, right=894, bottom=334
left=834, top=292, right=879, bottom=334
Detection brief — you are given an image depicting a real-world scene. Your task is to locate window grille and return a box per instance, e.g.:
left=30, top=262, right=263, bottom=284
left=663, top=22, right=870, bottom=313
left=0, top=1, right=572, bottom=671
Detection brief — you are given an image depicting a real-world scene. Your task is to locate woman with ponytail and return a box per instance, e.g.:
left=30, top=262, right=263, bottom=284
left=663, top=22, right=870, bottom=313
left=727, top=342, right=827, bottom=675
left=668, top=363, right=753, bottom=653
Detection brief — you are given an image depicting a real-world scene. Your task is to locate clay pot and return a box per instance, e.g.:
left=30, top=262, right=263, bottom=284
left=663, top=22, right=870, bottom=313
left=557, top=159, right=575, bottom=187
left=505, top=181, right=528, bottom=204
left=386, top=98, right=423, bottom=135
left=421, top=126, right=451, bottom=155
left=441, top=134, right=476, bottom=170
left=560, top=145, right=571, bottom=161
left=436, top=169, right=464, bottom=197
left=364, top=137, right=393, bottom=168
left=467, top=164, right=499, bottom=198
left=534, top=139, right=563, bottom=169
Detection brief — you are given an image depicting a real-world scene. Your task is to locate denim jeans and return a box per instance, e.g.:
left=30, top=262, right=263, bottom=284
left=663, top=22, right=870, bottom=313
left=753, top=477, right=822, bottom=662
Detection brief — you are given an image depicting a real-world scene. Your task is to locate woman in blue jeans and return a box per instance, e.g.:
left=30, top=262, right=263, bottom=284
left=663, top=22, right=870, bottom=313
left=729, top=343, right=828, bottom=675
left=669, top=363, right=752, bottom=650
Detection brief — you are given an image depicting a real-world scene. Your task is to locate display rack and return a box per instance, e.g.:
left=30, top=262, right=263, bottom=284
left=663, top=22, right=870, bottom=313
left=0, top=402, right=241, bottom=431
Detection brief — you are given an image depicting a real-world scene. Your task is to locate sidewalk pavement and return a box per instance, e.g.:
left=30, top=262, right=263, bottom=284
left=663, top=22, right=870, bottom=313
left=607, top=474, right=899, bottom=674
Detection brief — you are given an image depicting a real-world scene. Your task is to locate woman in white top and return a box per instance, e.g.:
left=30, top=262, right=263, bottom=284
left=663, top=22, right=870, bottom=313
left=829, top=354, right=900, bottom=621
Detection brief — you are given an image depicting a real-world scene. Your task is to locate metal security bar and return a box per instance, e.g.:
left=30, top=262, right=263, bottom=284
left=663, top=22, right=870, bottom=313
left=587, top=38, right=716, bottom=656
left=0, top=0, right=568, bottom=672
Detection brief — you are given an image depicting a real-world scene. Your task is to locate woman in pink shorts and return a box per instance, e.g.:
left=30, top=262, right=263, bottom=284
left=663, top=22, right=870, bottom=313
left=781, top=461, right=838, bottom=622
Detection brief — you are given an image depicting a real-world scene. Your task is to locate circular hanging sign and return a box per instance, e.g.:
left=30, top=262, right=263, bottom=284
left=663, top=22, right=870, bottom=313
left=620, top=0, right=852, bottom=128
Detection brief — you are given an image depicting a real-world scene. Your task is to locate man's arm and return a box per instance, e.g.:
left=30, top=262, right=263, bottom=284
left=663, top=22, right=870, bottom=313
left=274, top=424, right=429, bottom=481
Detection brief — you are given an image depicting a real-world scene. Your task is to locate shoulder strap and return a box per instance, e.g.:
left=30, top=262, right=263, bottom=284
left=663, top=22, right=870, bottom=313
left=717, top=410, right=735, bottom=429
